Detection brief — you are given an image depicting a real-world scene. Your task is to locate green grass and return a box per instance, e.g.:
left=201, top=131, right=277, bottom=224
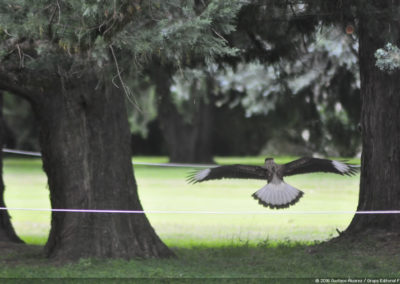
left=3, top=156, right=398, bottom=280
left=134, top=156, right=360, bottom=247
left=3, top=156, right=360, bottom=246
left=1, top=239, right=400, bottom=281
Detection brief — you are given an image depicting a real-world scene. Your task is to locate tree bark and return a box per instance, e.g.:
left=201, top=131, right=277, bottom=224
left=149, top=63, right=215, bottom=164
left=345, top=1, right=400, bottom=234
left=0, top=91, right=23, bottom=243
left=30, top=72, right=174, bottom=260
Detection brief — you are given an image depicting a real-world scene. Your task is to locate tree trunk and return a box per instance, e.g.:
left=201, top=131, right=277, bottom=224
left=150, top=63, right=215, bottom=164
left=345, top=1, right=400, bottom=234
left=0, top=92, right=23, bottom=243
left=34, top=73, right=173, bottom=260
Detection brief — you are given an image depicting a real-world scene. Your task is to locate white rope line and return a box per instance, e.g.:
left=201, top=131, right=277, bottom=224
left=2, top=148, right=214, bottom=168
left=131, top=162, right=215, bottom=168
left=2, top=148, right=42, bottom=157
left=3, top=148, right=391, bottom=216
left=0, top=207, right=400, bottom=215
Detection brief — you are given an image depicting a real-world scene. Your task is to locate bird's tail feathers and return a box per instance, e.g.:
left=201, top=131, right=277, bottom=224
left=252, top=182, right=304, bottom=209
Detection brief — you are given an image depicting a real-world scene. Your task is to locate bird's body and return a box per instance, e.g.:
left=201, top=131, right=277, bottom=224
left=187, top=157, right=359, bottom=209
left=264, top=158, right=280, bottom=182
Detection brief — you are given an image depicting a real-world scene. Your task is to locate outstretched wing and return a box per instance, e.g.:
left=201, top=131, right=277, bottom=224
left=187, top=164, right=269, bottom=184
left=281, top=157, right=359, bottom=177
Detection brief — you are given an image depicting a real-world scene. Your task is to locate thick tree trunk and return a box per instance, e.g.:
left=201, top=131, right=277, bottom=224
left=150, top=64, right=215, bottom=164
left=345, top=1, right=400, bottom=234
left=0, top=92, right=23, bottom=243
left=34, top=73, right=173, bottom=260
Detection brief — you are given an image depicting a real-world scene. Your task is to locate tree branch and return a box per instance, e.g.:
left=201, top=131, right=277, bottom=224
left=0, top=73, right=41, bottom=105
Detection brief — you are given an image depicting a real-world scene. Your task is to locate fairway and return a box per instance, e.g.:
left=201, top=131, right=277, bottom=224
left=3, top=156, right=360, bottom=247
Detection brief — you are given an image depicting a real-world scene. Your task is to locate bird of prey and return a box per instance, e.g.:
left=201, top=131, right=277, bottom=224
left=187, top=157, right=359, bottom=209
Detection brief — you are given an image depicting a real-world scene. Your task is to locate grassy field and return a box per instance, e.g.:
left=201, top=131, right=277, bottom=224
left=1, top=156, right=399, bottom=281
left=3, top=156, right=360, bottom=246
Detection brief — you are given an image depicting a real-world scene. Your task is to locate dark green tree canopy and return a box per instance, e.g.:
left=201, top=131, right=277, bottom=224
left=0, top=0, right=243, bottom=87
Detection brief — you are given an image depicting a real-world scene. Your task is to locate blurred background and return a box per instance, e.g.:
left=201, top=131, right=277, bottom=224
left=2, top=28, right=361, bottom=162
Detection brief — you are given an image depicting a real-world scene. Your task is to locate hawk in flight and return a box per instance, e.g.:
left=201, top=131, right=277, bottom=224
left=187, top=157, right=359, bottom=209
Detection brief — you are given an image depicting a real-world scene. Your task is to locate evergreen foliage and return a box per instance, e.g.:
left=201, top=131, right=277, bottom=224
left=375, top=43, right=400, bottom=73
left=0, top=0, right=243, bottom=74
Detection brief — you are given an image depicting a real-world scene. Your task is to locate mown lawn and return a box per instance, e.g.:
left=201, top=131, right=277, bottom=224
left=3, top=156, right=360, bottom=245
left=1, top=156, right=398, bottom=281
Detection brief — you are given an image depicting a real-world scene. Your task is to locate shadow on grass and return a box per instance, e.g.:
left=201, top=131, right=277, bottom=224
left=0, top=236, right=398, bottom=280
